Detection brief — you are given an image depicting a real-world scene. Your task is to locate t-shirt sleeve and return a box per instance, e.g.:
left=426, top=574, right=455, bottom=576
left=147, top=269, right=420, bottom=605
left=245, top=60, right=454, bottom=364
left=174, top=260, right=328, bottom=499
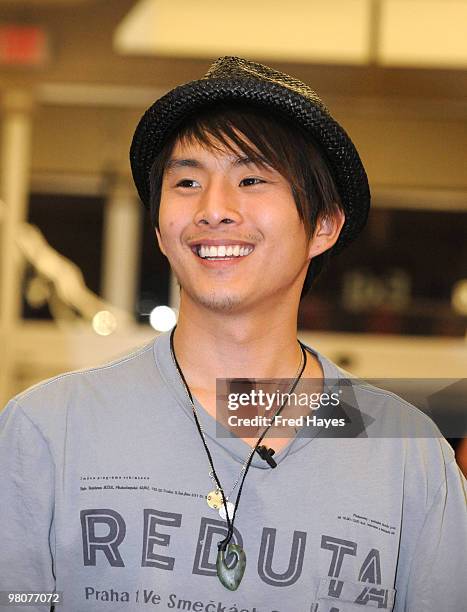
left=405, top=456, right=467, bottom=611
left=0, top=399, right=56, bottom=609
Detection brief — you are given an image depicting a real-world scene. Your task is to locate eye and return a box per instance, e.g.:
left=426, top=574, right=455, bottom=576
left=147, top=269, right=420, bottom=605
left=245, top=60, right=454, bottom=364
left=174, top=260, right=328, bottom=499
left=175, top=179, right=201, bottom=188
left=240, top=177, right=266, bottom=187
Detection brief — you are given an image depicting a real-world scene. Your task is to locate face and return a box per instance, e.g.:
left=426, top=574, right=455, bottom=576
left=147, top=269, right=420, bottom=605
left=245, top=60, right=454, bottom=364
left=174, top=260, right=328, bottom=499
left=156, top=135, right=340, bottom=314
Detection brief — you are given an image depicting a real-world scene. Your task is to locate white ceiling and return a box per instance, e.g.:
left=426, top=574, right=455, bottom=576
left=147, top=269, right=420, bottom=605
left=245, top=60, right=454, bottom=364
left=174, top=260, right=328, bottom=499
left=115, top=0, right=467, bottom=69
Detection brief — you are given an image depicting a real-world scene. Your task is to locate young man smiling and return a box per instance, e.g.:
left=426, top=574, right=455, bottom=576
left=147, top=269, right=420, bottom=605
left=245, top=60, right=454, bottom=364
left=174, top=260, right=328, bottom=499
left=0, top=57, right=466, bottom=611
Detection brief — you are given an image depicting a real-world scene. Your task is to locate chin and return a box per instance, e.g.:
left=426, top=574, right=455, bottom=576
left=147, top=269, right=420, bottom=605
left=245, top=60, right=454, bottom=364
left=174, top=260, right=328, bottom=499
left=197, top=292, right=242, bottom=312
left=183, top=287, right=245, bottom=313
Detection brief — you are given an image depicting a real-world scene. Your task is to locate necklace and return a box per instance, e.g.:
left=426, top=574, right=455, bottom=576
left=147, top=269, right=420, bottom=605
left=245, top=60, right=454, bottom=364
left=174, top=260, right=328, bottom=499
left=169, top=327, right=307, bottom=590
left=205, top=353, right=304, bottom=519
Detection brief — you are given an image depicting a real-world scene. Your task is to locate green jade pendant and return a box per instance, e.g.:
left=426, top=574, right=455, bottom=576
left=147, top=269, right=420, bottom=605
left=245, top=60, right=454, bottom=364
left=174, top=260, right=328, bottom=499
left=216, top=544, right=247, bottom=591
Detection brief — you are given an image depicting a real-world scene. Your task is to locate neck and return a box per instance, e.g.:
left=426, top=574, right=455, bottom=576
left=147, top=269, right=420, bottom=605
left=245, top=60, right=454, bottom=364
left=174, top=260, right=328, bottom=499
left=171, top=292, right=321, bottom=393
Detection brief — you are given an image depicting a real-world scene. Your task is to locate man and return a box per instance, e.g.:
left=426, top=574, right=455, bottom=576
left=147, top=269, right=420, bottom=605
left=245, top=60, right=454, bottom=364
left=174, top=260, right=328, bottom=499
left=1, top=57, right=465, bottom=611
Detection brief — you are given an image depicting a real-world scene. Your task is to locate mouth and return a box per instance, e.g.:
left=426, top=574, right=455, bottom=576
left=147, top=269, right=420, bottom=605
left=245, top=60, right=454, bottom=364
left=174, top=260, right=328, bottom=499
left=190, top=244, right=255, bottom=261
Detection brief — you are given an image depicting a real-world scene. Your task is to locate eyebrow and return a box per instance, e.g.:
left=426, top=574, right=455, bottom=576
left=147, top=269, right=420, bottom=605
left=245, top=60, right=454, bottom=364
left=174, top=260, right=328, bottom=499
left=165, top=158, right=202, bottom=171
left=165, top=155, right=270, bottom=172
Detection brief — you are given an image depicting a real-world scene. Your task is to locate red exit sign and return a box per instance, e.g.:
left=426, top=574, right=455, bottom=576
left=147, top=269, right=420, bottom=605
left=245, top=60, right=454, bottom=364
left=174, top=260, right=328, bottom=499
left=0, top=25, right=48, bottom=66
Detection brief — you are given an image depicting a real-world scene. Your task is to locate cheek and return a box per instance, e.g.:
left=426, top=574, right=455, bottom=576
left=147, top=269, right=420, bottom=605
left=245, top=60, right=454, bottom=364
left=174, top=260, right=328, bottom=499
left=158, top=205, right=189, bottom=261
left=158, top=195, right=181, bottom=234
left=258, top=200, right=304, bottom=240
left=157, top=195, right=169, bottom=226
left=159, top=221, right=180, bottom=253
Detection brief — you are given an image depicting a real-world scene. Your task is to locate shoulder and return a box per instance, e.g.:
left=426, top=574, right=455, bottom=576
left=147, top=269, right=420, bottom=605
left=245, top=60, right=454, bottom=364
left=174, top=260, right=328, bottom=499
left=317, top=350, right=446, bottom=436
left=310, top=346, right=459, bottom=493
left=3, top=338, right=158, bottom=433
left=348, top=376, right=457, bottom=484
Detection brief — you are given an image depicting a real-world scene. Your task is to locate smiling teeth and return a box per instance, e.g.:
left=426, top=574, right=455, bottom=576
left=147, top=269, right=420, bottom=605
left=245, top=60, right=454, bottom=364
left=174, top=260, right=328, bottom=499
left=198, top=245, right=253, bottom=259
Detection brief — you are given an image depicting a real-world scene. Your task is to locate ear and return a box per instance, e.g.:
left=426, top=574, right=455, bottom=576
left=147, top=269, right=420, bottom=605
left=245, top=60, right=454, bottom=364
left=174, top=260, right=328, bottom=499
left=307, top=209, right=346, bottom=260
left=155, top=227, right=167, bottom=256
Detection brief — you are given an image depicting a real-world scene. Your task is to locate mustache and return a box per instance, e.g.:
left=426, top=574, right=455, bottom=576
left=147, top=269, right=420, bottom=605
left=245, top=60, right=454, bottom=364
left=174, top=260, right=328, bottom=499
left=185, top=232, right=262, bottom=243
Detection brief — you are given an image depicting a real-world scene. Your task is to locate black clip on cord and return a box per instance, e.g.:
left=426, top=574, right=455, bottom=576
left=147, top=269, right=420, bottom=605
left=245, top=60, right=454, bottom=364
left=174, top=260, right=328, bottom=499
left=256, top=445, right=277, bottom=468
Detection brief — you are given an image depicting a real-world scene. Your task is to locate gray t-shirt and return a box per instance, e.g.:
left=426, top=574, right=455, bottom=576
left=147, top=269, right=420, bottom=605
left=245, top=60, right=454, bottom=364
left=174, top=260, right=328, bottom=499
left=0, top=331, right=466, bottom=611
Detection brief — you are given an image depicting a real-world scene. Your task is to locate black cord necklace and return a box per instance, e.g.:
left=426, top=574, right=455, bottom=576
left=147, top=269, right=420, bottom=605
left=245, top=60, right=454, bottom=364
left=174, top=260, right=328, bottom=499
left=169, top=326, right=308, bottom=590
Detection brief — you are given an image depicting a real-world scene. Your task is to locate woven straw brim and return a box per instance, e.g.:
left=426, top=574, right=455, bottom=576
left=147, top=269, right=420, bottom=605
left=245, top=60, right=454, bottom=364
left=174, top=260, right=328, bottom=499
left=130, top=76, right=370, bottom=253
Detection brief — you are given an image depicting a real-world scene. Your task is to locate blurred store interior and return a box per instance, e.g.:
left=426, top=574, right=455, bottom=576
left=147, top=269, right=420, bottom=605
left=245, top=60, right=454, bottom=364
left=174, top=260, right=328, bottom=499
left=0, top=0, right=466, bottom=466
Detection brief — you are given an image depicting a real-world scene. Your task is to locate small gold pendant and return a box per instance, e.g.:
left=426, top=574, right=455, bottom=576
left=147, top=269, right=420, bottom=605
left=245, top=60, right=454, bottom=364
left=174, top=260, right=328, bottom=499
left=206, top=489, right=223, bottom=509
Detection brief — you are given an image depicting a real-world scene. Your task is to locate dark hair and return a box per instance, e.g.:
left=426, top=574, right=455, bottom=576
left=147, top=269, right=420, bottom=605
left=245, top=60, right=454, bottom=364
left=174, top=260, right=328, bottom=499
left=149, top=104, right=343, bottom=299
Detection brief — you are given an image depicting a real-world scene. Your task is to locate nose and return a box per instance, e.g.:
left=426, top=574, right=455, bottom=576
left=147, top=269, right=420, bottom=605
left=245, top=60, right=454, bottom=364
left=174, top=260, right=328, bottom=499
left=193, top=179, right=242, bottom=227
